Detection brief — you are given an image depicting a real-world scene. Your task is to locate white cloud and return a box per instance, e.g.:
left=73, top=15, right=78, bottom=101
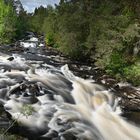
left=20, top=0, right=60, bottom=12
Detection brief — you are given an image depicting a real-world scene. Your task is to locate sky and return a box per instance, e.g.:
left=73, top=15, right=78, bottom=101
left=20, top=0, right=60, bottom=13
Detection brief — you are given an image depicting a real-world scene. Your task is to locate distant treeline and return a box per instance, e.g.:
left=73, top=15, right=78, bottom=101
left=0, top=0, right=140, bottom=85
left=27, top=0, right=140, bottom=85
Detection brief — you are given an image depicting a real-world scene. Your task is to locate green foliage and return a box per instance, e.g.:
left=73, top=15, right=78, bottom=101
left=104, top=23, right=140, bottom=85
left=0, top=0, right=28, bottom=44
left=15, top=11, right=28, bottom=39
left=27, top=0, right=140, bottom=85
left=123, top=63, right=140, bottom=85
left=0, top=129, right=25, bottom=140
left=28, top=5, right=54, bottom=33
left=0, top=0, right=17, bottom=43
left=122, top=24, right=140, bottom=54
left=20, top=104, right=35, bottom=118
left=106, top=53, right=126, bottom=74
left=0, top=133, right=24, bottom=140
left=45, top=33, right=55, bottom=46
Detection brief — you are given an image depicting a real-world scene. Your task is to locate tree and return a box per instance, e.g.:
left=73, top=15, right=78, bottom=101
left=0, top=0, right=18, bottom=43
left=26, top=0, right=140, bottom=84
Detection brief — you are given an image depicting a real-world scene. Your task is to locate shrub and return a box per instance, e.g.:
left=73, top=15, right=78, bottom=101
left=123, top=63, right=140, bottom=85
left=105, top=52, right=127, bottom=75
left=45, top=33, right=55, bottom=46
left=0, top=0, right=18, bottom=44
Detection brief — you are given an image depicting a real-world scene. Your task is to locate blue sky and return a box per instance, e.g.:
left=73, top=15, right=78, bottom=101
left=20, top=0, right=60, bottom=12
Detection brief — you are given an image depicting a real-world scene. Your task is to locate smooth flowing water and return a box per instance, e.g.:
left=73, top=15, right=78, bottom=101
left=0, top=34, right=140, bottom=140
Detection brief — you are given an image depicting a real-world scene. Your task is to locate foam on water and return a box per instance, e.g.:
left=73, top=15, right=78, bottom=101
left=0, top=51, right=140, bottom=139
left=20, top=42, right=37, bottom=48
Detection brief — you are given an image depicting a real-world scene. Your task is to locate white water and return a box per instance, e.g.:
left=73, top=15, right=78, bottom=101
left=0, top=41, right=140, bottom=139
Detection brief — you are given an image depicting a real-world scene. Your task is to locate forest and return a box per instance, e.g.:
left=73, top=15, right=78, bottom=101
left=0, top=0, right=140, bottom=139
left=0, top=0, right=140, bottom=85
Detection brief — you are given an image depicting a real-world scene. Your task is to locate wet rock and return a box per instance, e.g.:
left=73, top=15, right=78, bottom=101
left=113, top=83, right=140, bottom=111
left=7, top=57, right=14, bottom=61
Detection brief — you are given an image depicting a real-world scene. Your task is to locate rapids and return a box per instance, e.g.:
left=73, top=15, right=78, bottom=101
left=0, top=34, right=140, bottom=140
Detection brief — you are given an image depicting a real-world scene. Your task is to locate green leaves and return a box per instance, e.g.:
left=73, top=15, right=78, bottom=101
left=45, top=33, right=55, bottom=46
left=123, top=63, right=140, bottom=86
left=21, top=105, right=35, bottom=118
left=0, top=0, right=18, bottom=44
left=27, top=0, right=140, bottom=85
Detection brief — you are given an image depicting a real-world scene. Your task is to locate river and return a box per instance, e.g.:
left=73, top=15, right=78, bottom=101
left=0, top=32, right=140, bottom=140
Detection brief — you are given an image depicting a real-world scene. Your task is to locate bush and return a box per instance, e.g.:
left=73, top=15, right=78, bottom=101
left=45, top=33, right=55, bottom=46
left=105, top=52, right=127, bottom=75
left=57, top=32, right=88, bottom=60
left=0, top=0, right=18, bottom=44
left=123, top=63, right=140, bottom=86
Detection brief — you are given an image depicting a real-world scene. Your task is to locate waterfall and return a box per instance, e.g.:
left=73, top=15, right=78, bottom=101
left=0, top=35, right=140, bottom=140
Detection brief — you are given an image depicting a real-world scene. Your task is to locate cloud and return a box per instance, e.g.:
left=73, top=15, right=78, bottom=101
left=20, top=0, right=60, bottom=12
